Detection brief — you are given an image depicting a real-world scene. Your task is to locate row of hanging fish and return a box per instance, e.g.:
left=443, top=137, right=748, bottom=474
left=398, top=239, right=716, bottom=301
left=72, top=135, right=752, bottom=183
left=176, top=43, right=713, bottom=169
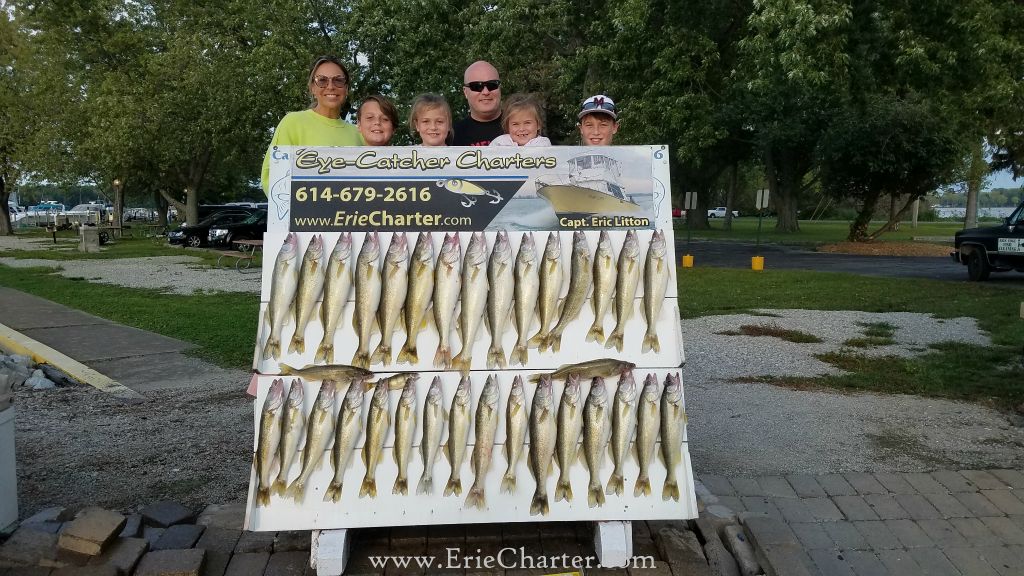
left=259, top=229, right=672, bottom=370
left=252, top=368, right=686, bottom=515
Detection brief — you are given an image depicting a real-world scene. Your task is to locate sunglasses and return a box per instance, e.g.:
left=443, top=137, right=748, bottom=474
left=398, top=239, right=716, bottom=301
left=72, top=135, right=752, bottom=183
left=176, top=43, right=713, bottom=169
left=581, top=99, right=616, bottom=113
left=314, top=75, right=348, bottom=89
left=464, top=80, right=501, bottom=92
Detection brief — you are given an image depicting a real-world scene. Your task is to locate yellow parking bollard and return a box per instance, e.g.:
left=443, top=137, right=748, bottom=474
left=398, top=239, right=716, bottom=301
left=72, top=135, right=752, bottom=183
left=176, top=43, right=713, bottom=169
left=751, top=256, right=764, bottom=271
left=682, top=254, right=694, bottom=268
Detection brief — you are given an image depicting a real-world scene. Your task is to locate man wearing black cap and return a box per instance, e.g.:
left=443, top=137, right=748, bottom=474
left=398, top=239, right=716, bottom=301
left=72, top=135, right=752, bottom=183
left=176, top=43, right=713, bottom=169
left=577, top=94, right=619, bottom=146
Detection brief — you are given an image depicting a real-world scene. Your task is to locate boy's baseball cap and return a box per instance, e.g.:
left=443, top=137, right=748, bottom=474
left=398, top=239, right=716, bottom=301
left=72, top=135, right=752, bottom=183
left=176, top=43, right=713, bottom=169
left=578, top=95, right=618, bottom=120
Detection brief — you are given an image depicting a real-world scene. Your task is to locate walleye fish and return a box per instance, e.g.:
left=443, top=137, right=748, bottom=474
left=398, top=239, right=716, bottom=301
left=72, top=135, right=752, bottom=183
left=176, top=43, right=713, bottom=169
left=545, top=231, right=592, bottom=352
left=352, top=232, right=382, bottom=369
left=277, top=362, right=374, bottom=384
left=397, top=232, right=435, bottom=365
left=286, top=380, right=337, bottom=500
left=359, top=378, right=391, bottom=498
left=371, top=233, right=410, bottom=366
left=262, top=233, right=300, bottom=359
left=254, top=378, right=285, bottom=507
left=527, top=232, right=563, bottom=350
left=433, top=234, right=462, bottom=369
left=661, top=372, right=685, bottom=501
left=392, top=374, right=419, bottom=495
left=315, top=233, right=354, bottom=363
left=634, top=373, right=662, bottom=497
left=528, top=375, right=557, bottom=516
left=416, top=376, right=446, bottom=495
left=586, top=231, right=618, bottom=344
left=272, top=379, right=305, bottom=495
left=643, top=230, right=670, bottom=353
left=371, top=372, right=422, bottom=391
left=466, top=374, right=500, bottom=509
left=451, top=232, right=489, bottom=374
left=324, top=378, right=365, bottom=502
left=606, top=370, right=638, bottom=496
left=554, top=374, right=584, bottom=502
left=529, top=358, right=636, bottom=383
left=443, top=375, right=472, bottom=497
left=583, top=376, right=611, bottom=507
left=510, top=232, right=539, bottom=366
left=606, top=230, right=641, bottom=352
left=501, top=375, right=528, bottom=494
left=288, top=234, right=326, bottom=355
left=486, top=231, right=514, bottom=369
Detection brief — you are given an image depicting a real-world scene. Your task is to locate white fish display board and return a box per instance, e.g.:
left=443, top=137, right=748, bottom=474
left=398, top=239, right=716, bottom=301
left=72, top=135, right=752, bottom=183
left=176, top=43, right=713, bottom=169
left=245, top=145, right=695, bottom=531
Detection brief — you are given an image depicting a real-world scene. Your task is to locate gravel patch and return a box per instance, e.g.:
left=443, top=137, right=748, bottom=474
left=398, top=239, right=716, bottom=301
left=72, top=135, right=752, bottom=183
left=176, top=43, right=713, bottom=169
left=0, top=255, right=261, bottom=295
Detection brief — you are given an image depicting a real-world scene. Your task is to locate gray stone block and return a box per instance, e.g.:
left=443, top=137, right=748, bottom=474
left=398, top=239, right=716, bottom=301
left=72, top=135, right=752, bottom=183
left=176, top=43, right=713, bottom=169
left=863, top=494, right=908, bottom=520
left=264, top=551, right=309, bottom=576
left=816, top=474, right=857, bottom=496
left=223, top=552, right=268, bottom=576
left=981, top=516, right=1024, bottom=545
left=51, top=566, right=118, bottom=576
left=894, top=494, right=942, bottom=520
left=272, top=531, right=310, bottom=553
left=118, top=515, right=142, bottom=539
left=960, top=470, right=1010, bottom=490
left=842, top=550, right=890, bottom=576
left=932, top=470, right=977, bottom=493
left=194, top=527, right=241, bottom=554
left=20, top=522, right=63, bottom=535
left=943, top=546, right=1000, bottom=576
left=790, top=523, right=833, bottom=550
left=803, top=497, right=844, bottom=521
left=699, top=475, right=735, bottom=497
left=21, top=508, right=70, bottom=526
left=808, top=549, right=856, bottom=576
left=948, top=517, right=999, bottom=546
left=873, top=473, right=916, bottom=495
left=738, top=496, right=781, bottom=521
left=923, top=492, right=972, bottom=518
left=852, top=520, right=900, bottom=550
left=233, top=531, right=276, bottom=554
left=721, top=525, right=761, bottom=576
left=903, top=473, right=948, bottom=494
left=832, top=496, right=880, bottom=521
left=907, top=547, right=960, bottom=576
left=703, top=537, right=740, bottom=576
left=141, top=502, right=194, bottom=529
left=86, top=537, right=147, bottom=575
left=954, top=492, right=1002, bottom=516
left=706, top=503, right=739, bottom=522
left=728, top=478, right=763, bottom=497
left=152, top=525, right=205, bottom=551
left=194, top=504, right=245, bottom=531
left=742, top=517, right=798, bottom=547
left=756, top=477, right=797, bottom=499
left=785, top=475, right=827, bottom=498
left=916, top=519, right=969, bottom=548
left=884, top=520, right=934, bottom=548
left=821, top=522, right=868, bottom=551
left=842, top=473, right=888, bottom=495
left=142, top=526, right=165, bottom=550
left=754, top=544, right=814, bottom=576
left=0, top=528, right=60, bottom=566
left=200, top=550, right=231, bottom=576
left=876, top=548, right=922, bottom=574
left=982, top=489, right=1024, bottom=515
left=975, top=545, right=1024, bottom=574
left=653, top=528, right=705, bottom=566
left=134, top=548, right=206, bottom=576
left=990, top=469, right=1024, bottom=490
left=58, top=508, right=126, bottom=556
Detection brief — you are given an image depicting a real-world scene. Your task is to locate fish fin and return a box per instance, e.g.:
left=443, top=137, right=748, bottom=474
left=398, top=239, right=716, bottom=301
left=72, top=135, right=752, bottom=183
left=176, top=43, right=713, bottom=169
left=451, top=352, right=471, bottom=375
left=530, top=492, right=549, bottom=516
left=465, top=486, right=485, bottom=510
left=433, top=345, right=451, bottom=370
left=589, top=485, right=605, bottom=508
left=486, top=345, right=507, bottom=370
left=392, top=477, right=408, bottom=496
left=422, top=307, right=434, bottom=331
left=358, top=476, right=377, bottom=498
left=396, top=341, right=418, bottom=365
left=370, top=342, right=390, bottom=366
left=641, top=331, right=658, bottom=354
left=548, top=331, right=562, bottom=353
left=547, top=458, right=556, bottom=479
left=361, top=445, right=367, bottom=466
left=271, top=477, right=287, bottom=496
left=443, top=476, right=462, bottom=497
left=634, top=477, right=651, bottom=497
left=416, top=474, right=432, bottom=496
left=314, top=340, right=332, bottom=365
left=500, top=473, right=516, bottom=495
left=510, top=344, right=528, bottom=367
left=554, top=479, right=572, bottom=502
left=442, top=440, right=450, bottom=464
left=351, top=351, right=370, bottom=370
left=285, top=478, right=305, bottom=501
left=399, top=309, right=407, bottom=334
left=482, top=311, right=491, bottom=337
left=526, top=451, right=535, bottom=480
left=527, top=373, right=541, bottom=384
left=526, top=330, right=547, bottom=349
left=323, top=481, right=342, bottom=503
left=606, top=474, right=624, bottom=496
left=605, top=332, right=624, bottom=353
left=585, top=323, right=604, bottom=344
left=287, top=333, right=304, bottom=355
left=286, top=302, right=295, bottom=327
left=256, top=486, right=271, bottom=507
left=663, top=480, right=680, bottom=502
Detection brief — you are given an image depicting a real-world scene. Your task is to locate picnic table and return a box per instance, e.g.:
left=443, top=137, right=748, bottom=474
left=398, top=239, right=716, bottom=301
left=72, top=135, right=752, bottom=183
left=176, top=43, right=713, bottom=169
left=216, top=239, right=262, bottom=272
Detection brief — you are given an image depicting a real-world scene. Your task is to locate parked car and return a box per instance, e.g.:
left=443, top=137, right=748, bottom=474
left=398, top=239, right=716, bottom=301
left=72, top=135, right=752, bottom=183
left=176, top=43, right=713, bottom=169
left=168, top=209, right=255, bottom=247
left=707, top=207, right=739, bottom=218
left=952, top=199, right=1024, bottom=281
left=208, top=210, right=267, bottom=249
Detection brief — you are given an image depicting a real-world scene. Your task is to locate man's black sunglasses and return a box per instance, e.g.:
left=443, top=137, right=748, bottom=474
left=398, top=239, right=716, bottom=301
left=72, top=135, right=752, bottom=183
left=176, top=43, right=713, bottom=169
left=464, top=80, right=501, bottom=92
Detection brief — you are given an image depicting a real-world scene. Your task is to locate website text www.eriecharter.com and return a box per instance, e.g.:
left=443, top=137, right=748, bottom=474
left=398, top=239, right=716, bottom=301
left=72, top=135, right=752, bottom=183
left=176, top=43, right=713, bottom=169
left=368, top=547, right=656, bottom=571
left=293, top=211, right=473, bottom=228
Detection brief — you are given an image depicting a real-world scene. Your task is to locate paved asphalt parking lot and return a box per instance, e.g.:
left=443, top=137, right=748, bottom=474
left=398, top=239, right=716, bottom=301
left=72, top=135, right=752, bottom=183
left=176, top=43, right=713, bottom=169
left=676, top=240, right=1024, bottom=286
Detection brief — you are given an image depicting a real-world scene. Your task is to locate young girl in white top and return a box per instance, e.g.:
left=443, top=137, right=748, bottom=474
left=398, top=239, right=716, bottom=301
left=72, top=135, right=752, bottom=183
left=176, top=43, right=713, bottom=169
left=489, top=93, right=552, bottom=147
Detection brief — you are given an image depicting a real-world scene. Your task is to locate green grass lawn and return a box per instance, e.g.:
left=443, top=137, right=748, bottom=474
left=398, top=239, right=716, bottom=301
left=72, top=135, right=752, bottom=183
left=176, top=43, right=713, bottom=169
left=674, top=218, right=966, bottom=246
left=680, top=267, right=1024, bottom=408
left=3, top=231, right=253, bottom=267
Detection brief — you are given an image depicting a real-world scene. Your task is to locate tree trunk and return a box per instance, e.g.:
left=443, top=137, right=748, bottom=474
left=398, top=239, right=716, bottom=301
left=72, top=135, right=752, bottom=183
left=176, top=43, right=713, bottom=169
left=964, top=138, right=984, bottom=229
left=868, top=194, right=921, bottom=240
left=889, top=193, right=900, bottom=231
left=723, top=163, right=737, bottom=231
left=0, top=174, right=11, bottom=236
left=848, top=192, right=881, bottom=242
left=765, top=147, right=802, bottom=232
left=159, top=188, right=186, bottom=221
left=113, top=180, right=125, bottom=238
left=154, top=190, right=168, bottom=226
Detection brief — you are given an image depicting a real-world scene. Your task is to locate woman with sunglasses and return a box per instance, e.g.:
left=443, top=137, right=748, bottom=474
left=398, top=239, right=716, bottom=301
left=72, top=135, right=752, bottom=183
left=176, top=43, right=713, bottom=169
left=261, top=55, right=363, bottom=193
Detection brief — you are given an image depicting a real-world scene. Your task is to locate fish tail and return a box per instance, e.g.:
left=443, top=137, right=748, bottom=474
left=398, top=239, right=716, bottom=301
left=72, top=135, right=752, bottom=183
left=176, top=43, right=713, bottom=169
left=663, top=480, right=679, bottom=502
left=256, top=487, right=271, bottom=507
left=554, top=479, right=573, bottom=503
left=605, top=332, right=624, bottom=352
left=262, top=337, right=279, bottom=360
left=351, top=350, right=371, bottom=370
left=451, top=353, right=471, bottom=375
left=548, top=331, right=563, bottom=353
left=634, top=476, right=651, bottom=497
left=443, top=476, right=462, bottom=497
left=500, top=472, right=517, bottom=494
left=433, top=345, right=451, bottom=369
left=285, top=478, right=305, bottom=501
left=642, top=332, right=660, bottom=354
left=323, top=481, right=342, bottom=503
left=606, top=474, right=624, bottom=496
left=271, top=477, right=287, bottom=496
left=314, top=340, right=332, bottom=364
left=287, top=333, right=306, bottom=355
left=486, top=345, right=507, bottom=370
left=526, top=330, right=547, bottom=349
left=530, top=491, right=549, bottom=516
left=397, top=342, right=418, bottom=365
left=465, top=485, right=486, bottom=510
left=588, top=483, right=606, bottom=508
left=370, top=343, right=391, bottom=366
left=510, top=344, right=529, bottom=366
left=416, top=475, right=432, bottom=495
left=585, top=323, right=604, bottom=344
left=359, top=476, right=377, bottom=498
left=392, top=477, right=408, bottom=496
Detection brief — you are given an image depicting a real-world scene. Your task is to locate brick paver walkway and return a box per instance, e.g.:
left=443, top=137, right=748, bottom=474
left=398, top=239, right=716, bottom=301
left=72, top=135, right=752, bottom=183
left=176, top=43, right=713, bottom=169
left=704, top=469, right=1024, bottom=576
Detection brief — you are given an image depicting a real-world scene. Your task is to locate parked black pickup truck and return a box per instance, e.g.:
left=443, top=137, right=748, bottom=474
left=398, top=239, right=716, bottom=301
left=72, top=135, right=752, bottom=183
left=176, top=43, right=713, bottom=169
left=952, top=202, right=1024, bottom=281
